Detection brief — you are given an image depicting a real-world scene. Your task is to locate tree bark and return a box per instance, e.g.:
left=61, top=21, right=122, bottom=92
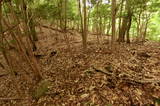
left=111, top=0, right=116, bottom=43
left=119, top=16, right=128, bottom=42
left=126, top=0, right=132, bottom=43
left=119, top=0, right=132, bottom=43
left=78, top=0, right=87, bottom=50
left=83, top=0, right=87, bottom=49
left=118, top=0, right=124, bottom=41
left=126, top=13, right=132, bottom=43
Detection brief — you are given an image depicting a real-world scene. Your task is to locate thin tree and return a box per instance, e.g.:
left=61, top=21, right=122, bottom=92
left=111, top=0, right=116, bottom=43
left=78, top=0, right=87, bottom=50
left=83, top=0, right=87, bottom=50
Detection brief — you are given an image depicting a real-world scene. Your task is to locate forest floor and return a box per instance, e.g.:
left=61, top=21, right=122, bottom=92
left=0, top=27, right=160, bottom=106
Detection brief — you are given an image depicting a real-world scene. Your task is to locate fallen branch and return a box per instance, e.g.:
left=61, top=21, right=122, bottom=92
left=0, top=97, right=29, bottom=101
left=119, top=72, right=160, bottom=84
left=1, top=23, right=20, bottom=34
left=0, top=73, right=8, bottom=77
left=0, top=62, right=5, bottom=69
left=93, top=66, right=160, bottom=84
left=129, top=78, right=160, bottom=84
left=93, top=66, right=113, bottom=76
left=38, top=24, right=73, bottom=35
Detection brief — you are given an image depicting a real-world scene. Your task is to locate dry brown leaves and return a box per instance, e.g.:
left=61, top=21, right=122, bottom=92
left=0, top=28, right=160, bottom=106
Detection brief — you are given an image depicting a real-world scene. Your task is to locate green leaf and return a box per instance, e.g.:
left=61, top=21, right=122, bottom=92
left=106, top=104, right=112, bottom=106
left=154, top=98, right=160, bottom=104
left=32, top=80, right=51, bottom=100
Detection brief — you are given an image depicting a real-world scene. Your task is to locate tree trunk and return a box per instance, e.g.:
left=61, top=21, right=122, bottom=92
left=83, top=0, right=87, bottom=50
left=0, top=2, right=3, bottom=49
left=107, top=19, right=111, bottom=35
left=7, top=1, right=42, bottom=81
left=126, top=0, right=132, bottom=43
left=29, top=13, right=38, bottom=42
left=118, top=0, right=124, bottom=41
left=142, top=14, right=150, bottom=42
left=119, top=16, right=128, bottom=42
left=142, top=21, right=148, bottom=41
left=0, top=2, right=23, bottom=96
left=111, top=0, right=116, bottom=43
left=126, top=13, right=132, bottom=43
left=119, top=0, right=131, bottom=43
left=96, top=2, right=100, bottom=44
left=21, top=0, right=37, bottom=51
left=0, top=2, right=2, bottom=35
left=136, top=12, right=142, bottom=41
left=64, top=0, right=71, bottom=50
left=78, top=0, right=87, bottom=50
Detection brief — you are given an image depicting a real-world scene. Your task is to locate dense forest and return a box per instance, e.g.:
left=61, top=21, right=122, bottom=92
left=0, top=0, right=160, bottom=105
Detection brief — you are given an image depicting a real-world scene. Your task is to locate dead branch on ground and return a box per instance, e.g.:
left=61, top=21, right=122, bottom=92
left=38, top=24, right=73, bottom=35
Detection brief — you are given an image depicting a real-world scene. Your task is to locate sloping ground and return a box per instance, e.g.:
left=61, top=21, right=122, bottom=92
left=0, top=28, right=160, bottom=106
left=35, top=36, right=160, bottom=105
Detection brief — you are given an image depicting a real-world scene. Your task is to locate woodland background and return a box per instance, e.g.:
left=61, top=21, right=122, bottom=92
left=0, top=0, right=160, bottom=105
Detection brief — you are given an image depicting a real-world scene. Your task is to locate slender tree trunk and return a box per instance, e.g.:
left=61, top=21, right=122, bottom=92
left=6, top=2, right=42, bottom=81
left=102, top=18, right=106, bottom=35
left=136, top=12, right=142, bottom=41
left=88, top=8, right=91, bottom=33
left=59, top=0, right=63, bottom=29
left=78, top=0, right=87, bottom=50
left=64, top=0, right=71, bottom=50
left=0, top=2, right=23, bottom=96
left=107, top=19, right=111, bottom=35
left=118, top=0, right=124, bottom=41
left=111, top=0, right=116, bottom=43
left=21, top=0, right=37, bottom=51
left=83, top=0, right=87, bottom=49
left=98, top=0, right=103, bottom=43
left=126, top=13, right=132, bottom=43
left=119, top=17, right=128, bottom=42
left=96, top=2, right=100, bottom=44
left=119, top=0, right=131, bottom=42
left=0, top=2, right=3, bottom=51
left=126, top=0, right=132, bottom=43
left=0, top=2, right=2, bottom=35
left=142, top=14, right=150, bottom=42
left=78, top=0, right=84, bottom=33
left=29, top=13, right=38, bottom=42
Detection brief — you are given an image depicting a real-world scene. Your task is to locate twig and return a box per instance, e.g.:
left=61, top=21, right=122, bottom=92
left=93, top=67, right=113, bottom=76
left=93, top=66, right=160, bottom=84
left=38, top=24, right=73, bottom=35
left=1, top=23, right=20, bottom=34
left=0, top=73, right=8, bottom=77
left=0, top=97, right=29, bottom=101
left=135, top=79, right=160, bottom=84
left=0, top=62, right=5, bottom=69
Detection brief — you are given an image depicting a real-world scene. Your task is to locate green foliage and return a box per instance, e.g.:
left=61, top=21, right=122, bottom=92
left=0, top=47, right=4, bottom=52
left=32, top=80, right=51, bottom=100
left=1, top=0, right=160, bottom=41
left=90, top=0, right=97, bottom=5
left=154, top=98, right=160, bottom=105
left=148, top=12, right=160, bottom=41
left=33, top=3, right=58, bottom=20
left=106, top=104, right=112, bottom=106
left=67, top=0, right=79, bottom=20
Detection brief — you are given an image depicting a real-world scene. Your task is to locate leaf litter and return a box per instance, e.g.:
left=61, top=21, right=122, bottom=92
left=0, top=29, right=160, bottom=106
